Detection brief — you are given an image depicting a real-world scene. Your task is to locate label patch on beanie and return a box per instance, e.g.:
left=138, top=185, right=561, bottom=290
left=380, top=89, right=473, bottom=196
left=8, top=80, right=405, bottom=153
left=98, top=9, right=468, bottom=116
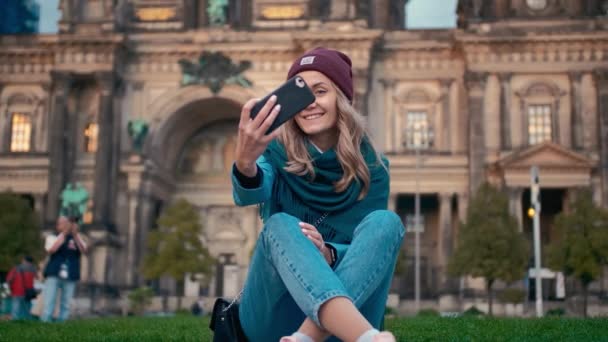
left=300, top=56, right=315, bottom=65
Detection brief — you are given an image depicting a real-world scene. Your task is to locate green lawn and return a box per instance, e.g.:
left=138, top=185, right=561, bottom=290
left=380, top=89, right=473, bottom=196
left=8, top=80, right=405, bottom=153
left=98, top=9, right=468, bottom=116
left=0, top=315, right=607, bottom=341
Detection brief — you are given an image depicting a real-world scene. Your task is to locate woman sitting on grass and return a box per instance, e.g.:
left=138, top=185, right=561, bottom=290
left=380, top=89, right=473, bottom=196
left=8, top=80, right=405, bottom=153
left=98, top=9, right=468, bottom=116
left=232, top=47, right=405, bottom=342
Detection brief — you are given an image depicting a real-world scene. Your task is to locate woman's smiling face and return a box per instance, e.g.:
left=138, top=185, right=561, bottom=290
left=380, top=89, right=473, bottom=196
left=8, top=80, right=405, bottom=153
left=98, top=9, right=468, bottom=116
left=294, top=70, right=339, bottom=150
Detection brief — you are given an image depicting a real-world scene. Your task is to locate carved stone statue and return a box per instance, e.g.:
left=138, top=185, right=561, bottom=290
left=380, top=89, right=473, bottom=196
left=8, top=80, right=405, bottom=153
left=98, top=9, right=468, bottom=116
left=127, top=118, right=149, bottom=154
left=59, top=182, right=89, bottom=220
left=178, top=51, right=252, bottom=94
left=207, top=0, right=229, bottom=26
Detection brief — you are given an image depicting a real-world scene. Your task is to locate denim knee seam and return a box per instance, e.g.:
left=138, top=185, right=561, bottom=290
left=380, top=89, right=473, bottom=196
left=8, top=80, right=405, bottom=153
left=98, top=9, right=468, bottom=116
left=265, top=228, right=317, bottom=302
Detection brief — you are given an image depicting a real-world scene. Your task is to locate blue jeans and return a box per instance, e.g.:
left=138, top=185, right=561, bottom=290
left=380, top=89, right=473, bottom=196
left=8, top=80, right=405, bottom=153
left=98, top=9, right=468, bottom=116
left=41, top=276, right=77, bottom=322
left=239, top=210, right=404, bottom=342
left=11, top=297, right=32, bottom=320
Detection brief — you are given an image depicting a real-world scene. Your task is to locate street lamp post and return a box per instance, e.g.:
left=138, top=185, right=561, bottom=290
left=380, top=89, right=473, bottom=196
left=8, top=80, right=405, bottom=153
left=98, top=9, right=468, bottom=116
left=530, top=166, right=543, bottom=317
left=414, top=142, right=421, bottom=313
left=405, top=124, right=433, bottom=313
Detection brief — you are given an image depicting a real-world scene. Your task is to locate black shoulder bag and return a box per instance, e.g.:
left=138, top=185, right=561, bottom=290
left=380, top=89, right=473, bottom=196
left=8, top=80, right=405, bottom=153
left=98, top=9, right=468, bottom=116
left=209, top=294, right=248, bottom=342
left=209, top=212, right=329, bottom=341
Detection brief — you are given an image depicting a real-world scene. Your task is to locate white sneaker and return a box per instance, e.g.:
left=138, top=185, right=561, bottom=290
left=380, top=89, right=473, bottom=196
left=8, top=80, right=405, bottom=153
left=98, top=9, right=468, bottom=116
left=372, top=331, right=396, bottom=342
left=279, top=337, right=299, bottom=342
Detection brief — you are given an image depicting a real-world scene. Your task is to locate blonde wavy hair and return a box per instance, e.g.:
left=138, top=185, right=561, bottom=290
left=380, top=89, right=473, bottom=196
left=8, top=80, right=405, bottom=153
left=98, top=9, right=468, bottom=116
left=278, top=84, right=381, bottom=200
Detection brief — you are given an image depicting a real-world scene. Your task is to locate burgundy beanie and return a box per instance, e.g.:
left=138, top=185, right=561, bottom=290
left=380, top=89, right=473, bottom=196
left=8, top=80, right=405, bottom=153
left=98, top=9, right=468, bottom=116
left=287, top=47, right=354, bottom=102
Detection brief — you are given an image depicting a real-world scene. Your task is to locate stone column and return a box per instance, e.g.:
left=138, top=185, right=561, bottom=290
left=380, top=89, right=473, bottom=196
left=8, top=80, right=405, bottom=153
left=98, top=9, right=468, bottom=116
left=380, top=79, right=396, bottom=152
left=592, top=176, right=602, bottom=207
left=457, top=192, right=468, bottom=224
left=183, top=0, right=197, bottom=28
left=562, top=188, right=574, bottom=214
left=122, top=161, right=145, bottom=286
left=0, top=91, right=9, bottom=152
left=440, top=79, right=453, bottom=152
left=499, top=73, right=512, bottom=150
left=570, top=72, right=584, bottom=149
left=34, top=193, right=45, bottom=226
left=369, top=0, right=389, bottom=28
left=33, top=90, right=48, bottom=153
left=483, top=75, right=500, bottom=154
left=508, top=187, right=523, bottom=232
left=136, top=186, right=157, bottom=286
left=438, top=193, right=454, bottom=291
left=330, top=0, right=356, bottom=19
left=455, top=192, right=468, bottom=308
left=46, top=71, right=72, bottom=222
left=596, top=69, right=608, bottom=207
left=354, top=71, right=369, bottom=115
left=582, top=72, right=599, bottom=150
left=93, top=72, right=115, bottom=224
left=465, top=72, right=488, bottom=194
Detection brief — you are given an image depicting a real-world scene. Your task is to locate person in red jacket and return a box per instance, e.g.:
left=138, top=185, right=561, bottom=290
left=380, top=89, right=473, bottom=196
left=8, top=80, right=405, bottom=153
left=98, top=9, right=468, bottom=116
left=6, top=256, right=37, bottom=320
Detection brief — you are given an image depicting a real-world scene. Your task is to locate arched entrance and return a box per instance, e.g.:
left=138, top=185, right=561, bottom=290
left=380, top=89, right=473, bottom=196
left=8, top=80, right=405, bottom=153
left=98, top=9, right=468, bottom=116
left=139, top=87, right=261, bottom=298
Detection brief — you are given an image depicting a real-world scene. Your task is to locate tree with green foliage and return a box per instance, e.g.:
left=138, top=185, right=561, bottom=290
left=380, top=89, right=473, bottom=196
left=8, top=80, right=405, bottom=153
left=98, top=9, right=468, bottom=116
left=546, top=189, right=608, bottom=317
left=448, top=183, right=530, bottom=316
left=128, top=286, right=154, bottom=316
left=0, top=192, right=43, bottom=273
left=142, top=198, right=215, bottom=310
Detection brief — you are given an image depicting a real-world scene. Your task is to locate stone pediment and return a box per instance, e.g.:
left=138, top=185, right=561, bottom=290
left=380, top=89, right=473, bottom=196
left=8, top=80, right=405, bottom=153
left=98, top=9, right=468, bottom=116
left=497, top=142, right=594, bottom=170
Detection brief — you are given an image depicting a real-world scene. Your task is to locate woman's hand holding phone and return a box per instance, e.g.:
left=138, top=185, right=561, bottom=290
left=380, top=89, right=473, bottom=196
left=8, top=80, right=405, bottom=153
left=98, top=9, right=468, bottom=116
left=235, top=95, right=282, bottom=177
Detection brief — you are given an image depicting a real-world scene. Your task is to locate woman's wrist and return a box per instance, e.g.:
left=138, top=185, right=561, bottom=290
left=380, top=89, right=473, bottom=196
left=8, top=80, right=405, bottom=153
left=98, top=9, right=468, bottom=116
left=323, top=244, right=337, bottom=267
left=235, top=160, right=257, bottom=178
left=322, top=247, right=331, bottom=264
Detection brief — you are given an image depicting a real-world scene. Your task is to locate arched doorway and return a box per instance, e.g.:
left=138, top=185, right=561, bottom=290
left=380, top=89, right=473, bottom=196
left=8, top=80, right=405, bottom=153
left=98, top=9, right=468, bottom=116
left=146, top=94, right=261, bottom=298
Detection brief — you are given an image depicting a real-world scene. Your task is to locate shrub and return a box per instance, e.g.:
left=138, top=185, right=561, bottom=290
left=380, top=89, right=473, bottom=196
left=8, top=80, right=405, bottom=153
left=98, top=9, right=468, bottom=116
left=128, top=286, right=154, bottom=315
left=463, top=306, right=485, bottom=316
left=417, top=308, right=440, bottom=317
left=498, top=288, right=526, bottom=304
left=384, top=307, right=396, bottom=316
left=546, top=308, right=566, bottom=317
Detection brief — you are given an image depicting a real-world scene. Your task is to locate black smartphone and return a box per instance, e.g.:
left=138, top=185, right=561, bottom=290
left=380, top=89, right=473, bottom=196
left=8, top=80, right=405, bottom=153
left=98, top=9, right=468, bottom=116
left=250, top=75, right=316, bottom=134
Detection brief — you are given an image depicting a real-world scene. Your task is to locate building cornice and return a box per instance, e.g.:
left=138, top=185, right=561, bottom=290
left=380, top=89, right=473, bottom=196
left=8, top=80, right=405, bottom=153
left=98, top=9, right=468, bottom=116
left=1, top=27, right=606, bottom=79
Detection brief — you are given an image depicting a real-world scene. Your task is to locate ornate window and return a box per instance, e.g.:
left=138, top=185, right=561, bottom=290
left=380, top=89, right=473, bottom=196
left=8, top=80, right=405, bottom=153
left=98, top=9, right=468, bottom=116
left=10, top=113, right=32, bottom=152
left=527, top=104, right=552, bottom=145
left=403, top=111, right=432, bottom=149
left=84, top=123, right=98, bottom=153
left=391, top=86, right=439, bottom=153
left=516, top=81, right=564, bottom=147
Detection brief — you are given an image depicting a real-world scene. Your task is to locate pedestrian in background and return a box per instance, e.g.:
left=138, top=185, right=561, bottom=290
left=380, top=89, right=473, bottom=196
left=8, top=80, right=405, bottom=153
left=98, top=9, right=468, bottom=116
left=6, top=256, right=37, bottom=320
left=41, top=215, right=87, bottom=322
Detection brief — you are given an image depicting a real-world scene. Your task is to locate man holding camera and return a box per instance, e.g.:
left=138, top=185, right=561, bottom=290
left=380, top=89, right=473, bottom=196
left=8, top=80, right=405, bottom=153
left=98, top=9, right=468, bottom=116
left=41, top=215, right=88, bottom=322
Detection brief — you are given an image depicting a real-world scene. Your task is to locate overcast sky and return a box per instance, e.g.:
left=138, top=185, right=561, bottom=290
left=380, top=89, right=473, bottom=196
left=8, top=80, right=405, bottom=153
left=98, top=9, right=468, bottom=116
left=38, top=0, right=458, bottom=33
left=38, top=0, right=60, bottom=33
left=407, top=0, right=458, bottom=28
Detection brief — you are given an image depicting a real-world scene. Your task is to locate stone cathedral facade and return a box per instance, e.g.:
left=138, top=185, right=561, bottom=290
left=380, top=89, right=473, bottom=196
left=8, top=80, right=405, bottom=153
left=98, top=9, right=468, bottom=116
left=1, top=0, right=608, bottom=313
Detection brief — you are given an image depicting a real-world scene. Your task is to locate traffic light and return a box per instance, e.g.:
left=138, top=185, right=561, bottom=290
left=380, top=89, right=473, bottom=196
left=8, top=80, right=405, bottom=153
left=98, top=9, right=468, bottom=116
left=528, top=206, right=536, bottom=218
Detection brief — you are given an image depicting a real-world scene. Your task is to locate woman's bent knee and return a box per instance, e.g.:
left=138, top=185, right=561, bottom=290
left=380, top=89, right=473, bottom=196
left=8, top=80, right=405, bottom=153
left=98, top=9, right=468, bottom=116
left=356, top=210, right=404, bottom=240
left=262, top=212, right=300, bottom=237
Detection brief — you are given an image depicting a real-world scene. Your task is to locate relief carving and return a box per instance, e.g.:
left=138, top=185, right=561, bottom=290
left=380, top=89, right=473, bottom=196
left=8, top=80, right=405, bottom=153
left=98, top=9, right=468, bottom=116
left=207, top=206, right=246, bottom=242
